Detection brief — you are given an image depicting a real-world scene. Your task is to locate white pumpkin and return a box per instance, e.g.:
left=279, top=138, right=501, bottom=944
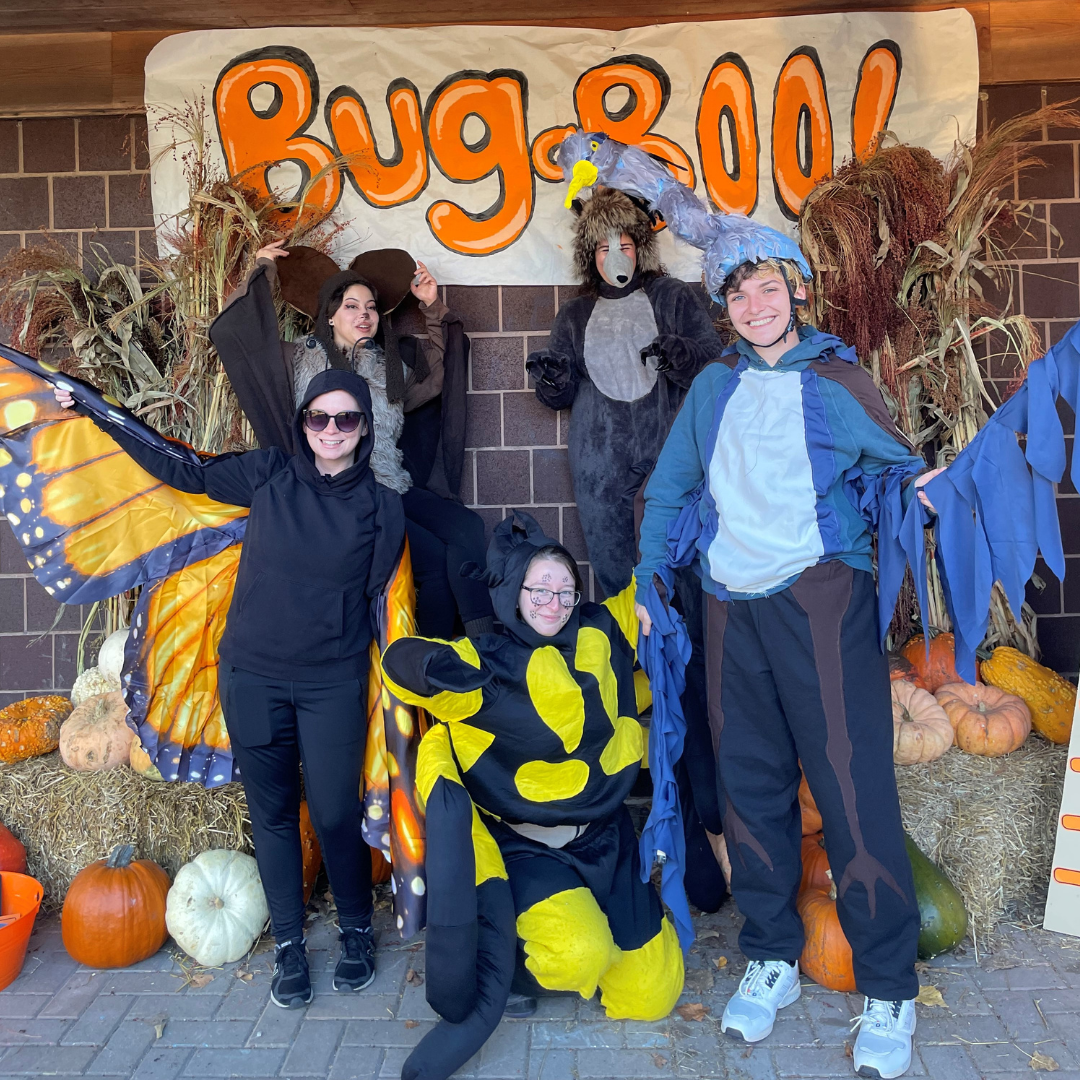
left=96, top=628, right=130, bottom=684
left=166, top=850, right=268, bottom=967
left=70, top=666, right=120, bottom=706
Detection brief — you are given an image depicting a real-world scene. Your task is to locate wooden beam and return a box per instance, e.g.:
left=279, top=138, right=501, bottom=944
left=0, top=1, right=1072, bottom=117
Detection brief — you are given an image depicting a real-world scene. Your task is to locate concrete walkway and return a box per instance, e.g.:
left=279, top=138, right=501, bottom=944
left=1, top=893, right=1078, bottom=1080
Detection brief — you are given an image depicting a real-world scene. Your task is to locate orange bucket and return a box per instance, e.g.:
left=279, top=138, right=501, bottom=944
left=0, top=872, right=43, bottom=992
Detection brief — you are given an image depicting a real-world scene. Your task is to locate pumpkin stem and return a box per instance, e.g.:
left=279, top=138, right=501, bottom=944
left=105, top=844, right=135, bottom=869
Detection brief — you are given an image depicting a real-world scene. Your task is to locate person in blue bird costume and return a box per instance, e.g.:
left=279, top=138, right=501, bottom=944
left=381, top=511, right=684, bottom=1080
left=634, top=249, right=943, bottom=1080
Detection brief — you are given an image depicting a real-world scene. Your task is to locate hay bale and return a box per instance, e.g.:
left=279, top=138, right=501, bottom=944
left=895, top=736, right=1067, bottom=941
left=0, top=751, right=252, bottom=910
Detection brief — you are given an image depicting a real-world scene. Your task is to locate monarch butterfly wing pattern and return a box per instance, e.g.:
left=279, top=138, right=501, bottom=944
left=0, top=344, right=249, bottom=786
left=362, top=637, right=392, bottom=860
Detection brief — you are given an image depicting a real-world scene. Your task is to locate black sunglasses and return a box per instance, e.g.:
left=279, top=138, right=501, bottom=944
left=303, top=410, right=364, bottom=433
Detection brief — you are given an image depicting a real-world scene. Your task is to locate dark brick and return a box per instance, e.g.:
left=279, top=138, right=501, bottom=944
left=997, top=203, right=1047, bottom=260
left=503, top=392, right=557, bottom=447
left=77, top=115, right=132, bottom=172
left=1050, top=319, right=1079, bottom=348
left=470, top=506, right=503, bottom=545
left=108, top=172, right=154, bottom=228
left=1057, top=400, right=1075, bottom=440
left=1059, top=496, right=1080, bottom=555
left=0, top=120, right=19, bottom=173
left=458, top=449, right=475, bottom=502
left=1036, top=614, right=1080, bottom=677
left=53, top=633, right=80, bottom=691
left=1050, top=202, right=1080, bottom=259
left=0, top=578, right=24, bottom=632
left=501, top=285, right=555, bottom=331
left=532, top=448, right=574, bottom=503
left=1023, top=262, right=1079, bottom=320
left=1017, top=143, right=1076, bottom=201
left=465, top=393, right=501, bottom=449
left=0, top=633, right=52, bottom=691
left=983, top=264, right=1019, bottom=316
left=21, top=118, right=76, bottom=173
left=24, top=230, right=78, bottom=261
left=525, top=334, right=550, bottom=358
left=986, top=329, right=1026, bottom=380
left=85, top=230, right=136, bottom=269
left=133, top=114, right=151, bottom=170
left=0, top=525, right=28, bottom=573
left=445, top=285, right=498, bottom=332
left=475, top=449, right=529, bottom=504
left=589, top=565, right=607, bottom=603
left=0, top=692, right=25, bottom=708
left=557, top=284, right=588, bottom=307
left=0, top=234, right=20, bottom=265
left=1045, top=84, right=1080, bottom=140
left=561, top=505, right=587, bottom=561
left=1029, top=558, right=1062, bottom=615
left=1061, top=557, right=1080, bottom=615
left=0, top=177, right=49, bottom=231
left=511, top=505, right=558, bottom=539
left=52, top=174, right=106, bottom=231
left=137, top=228, right=159, bottom=265
left=985, top=84, right=1044, bottom=140
left=471, top=337, right=524, bottom=391
left=26, top=583, right=81, bottom=633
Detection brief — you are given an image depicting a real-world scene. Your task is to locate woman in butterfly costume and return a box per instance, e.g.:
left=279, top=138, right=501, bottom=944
left=381, top=511, right=684, bottom=1080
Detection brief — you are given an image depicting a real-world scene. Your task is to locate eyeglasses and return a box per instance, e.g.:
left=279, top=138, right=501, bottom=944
left=521, top=586, right=581, bottom=609
left=303, top=410, right=363, bottom=433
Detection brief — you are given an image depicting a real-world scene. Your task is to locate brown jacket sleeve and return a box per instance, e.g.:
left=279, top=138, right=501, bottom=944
left=403, top=297, right=449, bottom=413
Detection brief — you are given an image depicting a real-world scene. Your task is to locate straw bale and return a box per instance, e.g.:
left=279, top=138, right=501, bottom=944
left=895, top=736, right=1068, bottom=941
left=0, top=752, right=251, bottom=910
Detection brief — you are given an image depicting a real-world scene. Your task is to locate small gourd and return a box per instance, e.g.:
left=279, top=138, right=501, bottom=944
left=96, top=628, right=130, bottom=684
left=905, top=833, right=968, bottom=959
left=129, top=735, right=166, bottom=781
left=980, top=646, right=1075, bottom=744
left=166, top=850, right=268, bottom=967
left=0, top=695, right=71, bottom=763
left=59, top=692, right=134, bottom=772
left=70, top=666, right=120, bottom=706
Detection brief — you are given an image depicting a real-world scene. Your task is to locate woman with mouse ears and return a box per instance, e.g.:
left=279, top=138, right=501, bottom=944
left=52, top=369, right=404, bottom=1011
left=209, top=241, right=495, bottom=641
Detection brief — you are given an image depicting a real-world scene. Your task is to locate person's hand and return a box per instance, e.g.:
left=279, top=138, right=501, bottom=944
left=255, top=239, right=289, bottom=264
left=635, top=602, right=652, bottom=637
left=411, top=260, right=438, bottom=306
left=914, top=467, right=945, bottom=512
left=53, top=385, right=75, bottom=410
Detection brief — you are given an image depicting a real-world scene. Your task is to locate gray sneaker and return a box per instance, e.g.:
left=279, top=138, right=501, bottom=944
left=720, top=959, right=801, bottom=1042
left=852, top=997, right=916, bottom=1078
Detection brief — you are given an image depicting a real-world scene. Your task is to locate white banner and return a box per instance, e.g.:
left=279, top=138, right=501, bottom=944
left=145, top=11, right=978, bottom=285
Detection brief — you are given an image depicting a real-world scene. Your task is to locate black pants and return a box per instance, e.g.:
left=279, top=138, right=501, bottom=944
left=403, top=487, right=493, bottom=637
left=218, top=664, right=373, bottom=944
left=705, top=562, right=919, bottom=1001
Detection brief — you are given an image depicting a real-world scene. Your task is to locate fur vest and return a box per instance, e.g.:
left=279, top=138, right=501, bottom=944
left=293, top=336, right=413, bottom=494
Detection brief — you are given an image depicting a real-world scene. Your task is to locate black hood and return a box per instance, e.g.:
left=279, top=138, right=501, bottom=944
left=293, top=368, right=376, bottom=494
left=472, top=511, right=583, bottom=650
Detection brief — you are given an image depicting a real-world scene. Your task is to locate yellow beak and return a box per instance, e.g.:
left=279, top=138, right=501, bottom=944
left=564, top=160, right=599, bottom=208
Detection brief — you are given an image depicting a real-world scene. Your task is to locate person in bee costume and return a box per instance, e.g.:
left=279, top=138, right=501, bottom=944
left=382, top=512, right=684, bottom=1080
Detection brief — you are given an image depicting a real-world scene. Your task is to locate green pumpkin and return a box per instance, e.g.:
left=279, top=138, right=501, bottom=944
left=905, top=833, right=968, bottom=959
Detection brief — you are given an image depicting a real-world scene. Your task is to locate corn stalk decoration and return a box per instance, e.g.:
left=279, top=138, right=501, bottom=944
left=799, top=103, right=1080, bottom=653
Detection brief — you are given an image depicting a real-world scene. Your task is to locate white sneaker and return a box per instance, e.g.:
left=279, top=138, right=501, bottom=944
left=852, top=997, right=916, bottom=1078
left=720, top=959, right=801, bottom=1042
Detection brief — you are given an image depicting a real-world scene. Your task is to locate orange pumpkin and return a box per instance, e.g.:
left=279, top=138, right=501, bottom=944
left=900, top=633, right=978, bottom=693
left=799, top=773, right=822, bottom=836
left=889, top=654, right=927, bottom=690
left=370, top=848, right=393, bottom=885
left=61, top=844, right=171, bottom=968
left=0, top=695, right=71, bottom=763
left=299, top=801, right=323, bottom=903
left=891, top=680, right=954, bottom=765
left=797, top=870, right=856, bottom=992
left=0, top=822, right=27, bottom=874
left=59, top=692, right=134, bottom=772
left=934, top=681, right=1031, bottom=757
left=800, top=833, right=831, bottom=894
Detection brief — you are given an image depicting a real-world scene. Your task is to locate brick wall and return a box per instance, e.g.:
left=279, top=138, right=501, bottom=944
left=2, top=86, right=1080, bottom=702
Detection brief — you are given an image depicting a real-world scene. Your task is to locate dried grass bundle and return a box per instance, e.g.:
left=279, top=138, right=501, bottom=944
left=895, top=737, right=1068, bottom=941
left=0, top=752, right=252, bottom=909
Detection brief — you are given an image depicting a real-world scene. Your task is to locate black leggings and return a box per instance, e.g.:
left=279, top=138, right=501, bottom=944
left=218, top=664, right=373, bottom=944
left=403, top=487, right=493, bottom=637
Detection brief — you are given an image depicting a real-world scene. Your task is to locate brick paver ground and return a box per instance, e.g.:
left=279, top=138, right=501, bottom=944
left=1, top=893, right=1078, bottom=1080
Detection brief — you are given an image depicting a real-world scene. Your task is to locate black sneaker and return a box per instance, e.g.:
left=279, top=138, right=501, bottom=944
left=270, top=940, right=312, bottom=1008
left=334, top=926, right=376, bottom=991
left=503, top=993, right=537, bottom=1018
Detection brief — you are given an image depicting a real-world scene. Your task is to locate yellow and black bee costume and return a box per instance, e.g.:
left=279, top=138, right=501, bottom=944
left=383, top=512, right=684, bottom=1080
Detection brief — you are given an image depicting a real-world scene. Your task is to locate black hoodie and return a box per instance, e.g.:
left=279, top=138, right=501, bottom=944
left=85, top=370, right=404, bottom=682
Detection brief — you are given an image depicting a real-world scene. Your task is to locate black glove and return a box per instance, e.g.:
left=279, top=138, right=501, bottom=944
left=641, top=334, right=696, bottom=374
left=525, top=349, right=572, bottom=389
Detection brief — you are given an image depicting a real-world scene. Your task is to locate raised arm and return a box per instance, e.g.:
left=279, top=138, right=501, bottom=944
left=403, top=260, right=448, bottom=413
left=381, top=635, right=492, bottom=722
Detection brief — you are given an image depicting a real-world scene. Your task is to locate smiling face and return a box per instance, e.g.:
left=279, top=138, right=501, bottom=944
left=303, top=389, right=367, bottom=474
left=518, top=555, right=578, bottom=637
left=725, top=270, right=807, bottom=349
left=329, top=284, right=379, bottom=352
left=595, top=232, right=637, bottom=287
